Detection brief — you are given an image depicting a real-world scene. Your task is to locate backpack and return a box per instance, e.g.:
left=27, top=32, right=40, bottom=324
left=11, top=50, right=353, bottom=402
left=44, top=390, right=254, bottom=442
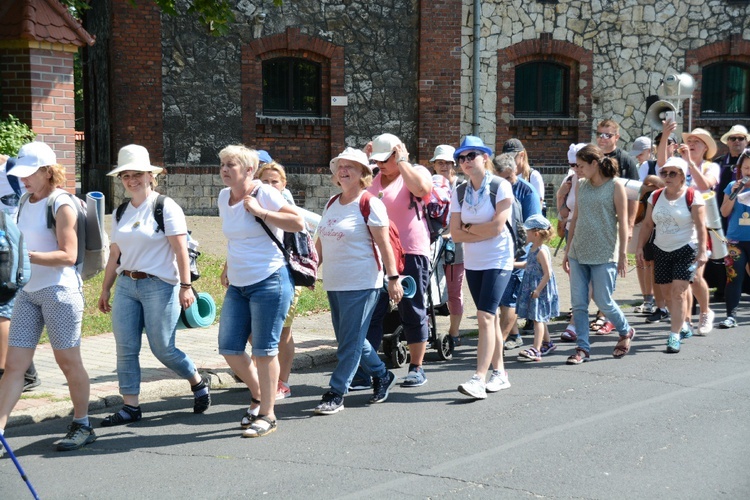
left=115, top=194, right=201, bottom=282
left=18, top=191, right=109, bottom=280
left=252, top=187, right=319, bottom=288
left=0, top=211, right=31, bottom=304
left=326, top=191, right=406, bottom=275
left=456, top=177, right=527, bottom=260
left=409, top=175, right=452, bottom=242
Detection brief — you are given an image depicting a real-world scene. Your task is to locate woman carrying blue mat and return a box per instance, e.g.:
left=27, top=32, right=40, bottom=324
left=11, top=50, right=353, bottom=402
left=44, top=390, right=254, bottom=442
left=97, top=145, right=211, bottom=427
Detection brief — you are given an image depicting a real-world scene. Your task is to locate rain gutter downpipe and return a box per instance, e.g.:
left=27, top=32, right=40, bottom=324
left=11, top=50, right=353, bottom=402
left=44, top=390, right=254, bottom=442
left=472, top=0, right=480, bottom=136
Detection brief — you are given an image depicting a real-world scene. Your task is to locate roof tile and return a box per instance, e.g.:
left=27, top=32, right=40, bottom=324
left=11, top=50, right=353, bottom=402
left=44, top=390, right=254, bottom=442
left=0, top=0, right=95, bottom=47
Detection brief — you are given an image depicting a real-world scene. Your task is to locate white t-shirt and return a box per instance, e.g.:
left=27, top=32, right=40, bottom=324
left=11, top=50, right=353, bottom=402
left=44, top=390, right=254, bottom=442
left=529, top=169, right=545, bottom=203
left=687, top=161, right=719, bottom=193
left=560, top=170, right=577, bottom=224
left=219, top=183, right=287, bottom=287
left=112, top=191, right=187, bottom=284
left=450, top=177, right=515, bottom=271
left=318, top=192, right=389, bottom=291
left=649, top=188, right=705, bottom=252
left=18, top=189, right=81, bottom=292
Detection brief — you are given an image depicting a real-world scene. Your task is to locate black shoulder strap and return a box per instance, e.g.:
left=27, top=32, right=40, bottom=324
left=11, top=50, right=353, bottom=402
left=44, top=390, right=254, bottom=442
left=154, top=194, right=166, bottom=233
left=115, top=199, right=130, bottom=224
left=456, top=177, right=501, bottom=206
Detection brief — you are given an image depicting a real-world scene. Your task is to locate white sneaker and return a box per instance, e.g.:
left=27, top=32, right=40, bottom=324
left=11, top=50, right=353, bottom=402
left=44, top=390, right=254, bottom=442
left=698, top=309, right=715, bottom=335
left=485, top=370, right=511, bottom=393
left=457, top=375, right=487, bottom=399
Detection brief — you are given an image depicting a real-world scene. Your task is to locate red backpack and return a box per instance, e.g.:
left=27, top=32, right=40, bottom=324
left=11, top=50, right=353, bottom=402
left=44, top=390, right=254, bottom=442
left=326, top=192, right=406, bottom=274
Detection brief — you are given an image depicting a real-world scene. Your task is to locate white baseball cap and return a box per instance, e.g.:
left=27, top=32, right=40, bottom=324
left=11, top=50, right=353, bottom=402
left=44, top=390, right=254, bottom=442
left=8, top=142, right=57, bottom=178
left=369, top=133, right=402, bottom=162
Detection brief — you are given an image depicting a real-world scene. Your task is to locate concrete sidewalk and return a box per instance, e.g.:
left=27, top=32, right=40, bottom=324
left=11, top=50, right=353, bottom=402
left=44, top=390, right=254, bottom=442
left=8, top=251, right=647, bottom=428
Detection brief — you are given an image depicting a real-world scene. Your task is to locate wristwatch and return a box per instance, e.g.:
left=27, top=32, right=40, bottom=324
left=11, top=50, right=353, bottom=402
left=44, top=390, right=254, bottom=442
left=398, top=156, right=409, bottom=163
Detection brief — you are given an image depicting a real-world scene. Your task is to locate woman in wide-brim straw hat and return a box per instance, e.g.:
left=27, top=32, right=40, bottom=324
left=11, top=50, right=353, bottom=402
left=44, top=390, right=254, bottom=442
left=0, top=141, right=96, bottom=454
left=659, top=121, right=719, bottom=193
left=97, top=144, right=212, bottom=427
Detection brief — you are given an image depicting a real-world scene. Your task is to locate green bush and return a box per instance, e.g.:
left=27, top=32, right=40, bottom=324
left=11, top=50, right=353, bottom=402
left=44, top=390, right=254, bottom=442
left=0, top=115, right=36, bottom=156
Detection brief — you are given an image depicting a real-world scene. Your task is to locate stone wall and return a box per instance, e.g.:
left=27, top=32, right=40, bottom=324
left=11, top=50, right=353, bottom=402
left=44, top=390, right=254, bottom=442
left=461, top=0, right=750, bottom=165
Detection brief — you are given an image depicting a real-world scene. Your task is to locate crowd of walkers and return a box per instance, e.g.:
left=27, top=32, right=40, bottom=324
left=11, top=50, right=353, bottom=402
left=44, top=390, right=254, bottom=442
left=0, top=120, right=747, bottom=452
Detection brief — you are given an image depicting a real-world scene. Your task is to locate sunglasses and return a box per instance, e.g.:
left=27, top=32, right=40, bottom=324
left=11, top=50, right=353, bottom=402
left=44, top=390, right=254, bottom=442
left=597, top=133, right=615, bottom=139
left=457, top=151, right=481, bottom=163
left=659, top=170, right=681, bottom=178
left=728, top=136, right=747, bottom=142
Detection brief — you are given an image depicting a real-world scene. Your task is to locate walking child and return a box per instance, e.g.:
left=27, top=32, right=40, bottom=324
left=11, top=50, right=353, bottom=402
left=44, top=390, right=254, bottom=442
left=516, top=214, right=559, bottom=361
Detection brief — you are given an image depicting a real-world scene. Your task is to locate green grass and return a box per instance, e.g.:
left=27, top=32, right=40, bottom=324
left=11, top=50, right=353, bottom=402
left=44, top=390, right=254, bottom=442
left=77, top=254, right=331, bottom=339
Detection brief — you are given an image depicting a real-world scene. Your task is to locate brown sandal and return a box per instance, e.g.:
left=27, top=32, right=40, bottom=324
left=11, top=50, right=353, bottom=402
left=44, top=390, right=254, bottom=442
left=613, top=327, right=636, bottom=358
left=589, top=312, right=606, bottom=332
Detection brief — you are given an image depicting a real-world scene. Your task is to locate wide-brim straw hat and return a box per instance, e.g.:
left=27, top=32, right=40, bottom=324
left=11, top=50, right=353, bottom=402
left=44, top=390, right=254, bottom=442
left=682, top=128, right=717, bottom=159
left=107, top=144, right=164, bottom=176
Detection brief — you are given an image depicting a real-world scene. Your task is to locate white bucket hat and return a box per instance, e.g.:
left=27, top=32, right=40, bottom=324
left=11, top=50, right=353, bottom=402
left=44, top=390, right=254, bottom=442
left=662, top=157, right=689, bottom=177
left=567, top=143, right=587, bottom=164
left=330, top=147, right=372, bottom=174
left=107, top=144, right=164, bottom=176
left=430, top=145, right=455, bottom=163
left=8, top=142, right=57, bottom=178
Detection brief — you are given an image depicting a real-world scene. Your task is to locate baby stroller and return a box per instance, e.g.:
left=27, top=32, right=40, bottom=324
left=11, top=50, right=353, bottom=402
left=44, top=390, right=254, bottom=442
left=381, top=235, right=454, bottom=367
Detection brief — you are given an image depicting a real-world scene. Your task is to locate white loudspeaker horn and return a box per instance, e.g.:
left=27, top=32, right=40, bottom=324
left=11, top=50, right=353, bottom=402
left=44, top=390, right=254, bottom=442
left=646, top=100, right=678, bottom=130
left=659, top=73, right=695, bottom=99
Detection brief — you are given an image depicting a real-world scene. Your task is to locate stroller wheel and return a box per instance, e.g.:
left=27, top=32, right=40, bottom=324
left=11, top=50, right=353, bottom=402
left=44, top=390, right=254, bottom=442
left=392, top=340, right=410, bottom=368
left=436, top=332, right=454, bottom=361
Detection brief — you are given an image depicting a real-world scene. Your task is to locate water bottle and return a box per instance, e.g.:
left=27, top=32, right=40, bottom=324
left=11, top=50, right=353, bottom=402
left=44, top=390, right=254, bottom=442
left=0, top=230, right=9, bottom=285
left=688, top=250, right=711, bottom=273
left=444, top=238, right=456, bottom=264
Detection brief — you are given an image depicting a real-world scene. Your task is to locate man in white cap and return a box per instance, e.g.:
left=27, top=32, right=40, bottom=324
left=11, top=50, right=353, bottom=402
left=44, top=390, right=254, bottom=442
left=362, top=133, right=433, bottom=388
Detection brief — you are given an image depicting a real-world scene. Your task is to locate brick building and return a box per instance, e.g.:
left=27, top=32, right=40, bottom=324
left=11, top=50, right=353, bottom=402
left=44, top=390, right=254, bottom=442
left=0, top=0, right=95, bottom=192
left=81, top=0, right=749, bottom=213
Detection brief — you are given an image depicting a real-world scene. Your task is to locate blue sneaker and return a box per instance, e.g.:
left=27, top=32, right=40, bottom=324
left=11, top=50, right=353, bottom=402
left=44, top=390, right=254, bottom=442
left=348, top=376, right=372, bottom=392
left=679, top=323, right=694, bottom=340
left=666, top=333, right=681, bottom=353
left=401, top=366, right=427, bottom=387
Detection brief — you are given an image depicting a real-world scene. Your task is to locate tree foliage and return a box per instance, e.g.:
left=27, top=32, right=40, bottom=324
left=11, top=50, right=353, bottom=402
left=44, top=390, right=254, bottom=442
left=61, top=0, right=284, bottom=35
left=0, top=115, right=36, bottom=156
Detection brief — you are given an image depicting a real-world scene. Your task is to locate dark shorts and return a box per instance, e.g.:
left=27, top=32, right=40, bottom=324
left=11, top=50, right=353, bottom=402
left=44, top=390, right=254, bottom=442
left=499, top=269, right=523, bottom=308
left=466, top=268, right=512, bottom=314
left=653, top=244, right=697, bottom=284
left=643, top=228, right=656, bottom=262
left=398, top=254, right=430, bottom=344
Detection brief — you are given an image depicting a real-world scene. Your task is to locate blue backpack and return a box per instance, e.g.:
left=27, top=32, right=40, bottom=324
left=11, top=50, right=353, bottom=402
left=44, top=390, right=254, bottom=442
left=0, top=211, right=31, bottom=304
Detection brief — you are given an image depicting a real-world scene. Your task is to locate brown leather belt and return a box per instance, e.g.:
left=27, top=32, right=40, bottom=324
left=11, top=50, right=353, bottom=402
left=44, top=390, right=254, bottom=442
left=122, top=270, right=156, bottom=280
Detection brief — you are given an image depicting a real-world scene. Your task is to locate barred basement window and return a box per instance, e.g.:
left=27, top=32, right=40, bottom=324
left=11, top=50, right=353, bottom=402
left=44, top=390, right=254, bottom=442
left=262, top=58, right=322, bottom=116
left=514, top=61, right=569, bottom=117
left=701, top=62, right=750, bottom=116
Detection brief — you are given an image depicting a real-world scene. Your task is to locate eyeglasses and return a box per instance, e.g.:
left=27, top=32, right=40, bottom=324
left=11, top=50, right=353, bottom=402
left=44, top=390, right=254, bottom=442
left=659, top=170, right=681, bottom=178
left=597, top=133, right=615, bottom=139
left=457, top=151, right=481, bottom=163
left=728, top=136, right=747, bottom=142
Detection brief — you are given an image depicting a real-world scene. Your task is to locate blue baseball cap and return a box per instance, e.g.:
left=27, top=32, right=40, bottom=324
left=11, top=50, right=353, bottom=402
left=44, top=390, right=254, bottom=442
left=258, top=150, right=273, bottom=165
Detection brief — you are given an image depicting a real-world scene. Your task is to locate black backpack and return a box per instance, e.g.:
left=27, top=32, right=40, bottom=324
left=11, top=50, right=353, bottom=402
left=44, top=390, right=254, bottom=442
left=115, top=195, right=200, bottom=282
left=456, top=177, right=526, bottom=260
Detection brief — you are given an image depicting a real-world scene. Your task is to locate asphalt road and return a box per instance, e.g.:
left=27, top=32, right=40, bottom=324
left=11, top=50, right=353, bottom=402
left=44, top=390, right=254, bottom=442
left=1, top=311, right=749, bottom=499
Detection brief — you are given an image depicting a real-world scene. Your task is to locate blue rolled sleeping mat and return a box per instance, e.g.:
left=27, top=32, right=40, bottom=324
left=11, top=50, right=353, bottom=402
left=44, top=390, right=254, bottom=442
left=177, top=291, right=216, bottom=329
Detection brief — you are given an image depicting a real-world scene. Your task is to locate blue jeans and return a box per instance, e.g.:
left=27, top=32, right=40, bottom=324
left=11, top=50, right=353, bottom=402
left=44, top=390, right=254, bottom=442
left=328, top=289, right=387, bottom=396
left=568, top=258, right=630, bottom=353
left=218, top=266, right=294, bottom=357
left=111, top=275, right=197, bottom=395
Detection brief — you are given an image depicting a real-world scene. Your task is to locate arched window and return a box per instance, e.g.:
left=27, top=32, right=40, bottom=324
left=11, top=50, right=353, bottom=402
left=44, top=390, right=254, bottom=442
left=701, top=62, right=750, bottom=116
left=514, top=61, right=569, bottom=117
left=262, top=58, right=322, bottom=116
